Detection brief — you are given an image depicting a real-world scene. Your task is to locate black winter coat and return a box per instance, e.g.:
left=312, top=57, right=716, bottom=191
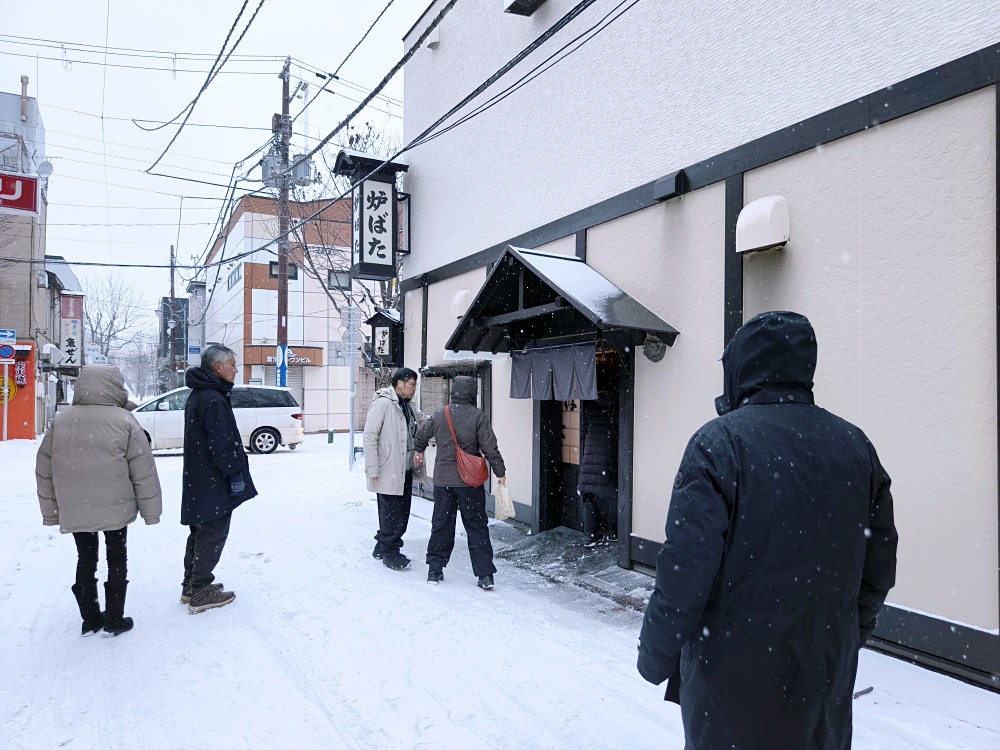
left=638, top=311, right=897, bottom=750
left=181, top=366, right=258, bottom=525
left=577, top=394, right=618, bottom=497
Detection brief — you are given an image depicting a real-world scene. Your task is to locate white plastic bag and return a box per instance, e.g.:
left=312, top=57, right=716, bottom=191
left=494, top=484, right=515, bottom=522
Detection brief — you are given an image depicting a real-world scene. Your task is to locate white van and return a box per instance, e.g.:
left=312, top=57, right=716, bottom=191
left=132, top=385, right=305, bottom=453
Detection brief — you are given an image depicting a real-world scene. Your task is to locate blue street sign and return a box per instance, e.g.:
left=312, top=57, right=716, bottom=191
left=276, top=344, right=288, bottom=387
left=0, top=329, right=15, bottom=345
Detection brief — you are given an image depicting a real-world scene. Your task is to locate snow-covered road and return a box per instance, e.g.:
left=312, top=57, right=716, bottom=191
left=1, top=434, right=997, bottom=749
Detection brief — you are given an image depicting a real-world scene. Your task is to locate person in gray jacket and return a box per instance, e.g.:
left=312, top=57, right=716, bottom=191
left=413, top=375, right=507, bottom=590
left=36, top=365, right=162, bottom=636
left=364, top=367, right=422, bottom=571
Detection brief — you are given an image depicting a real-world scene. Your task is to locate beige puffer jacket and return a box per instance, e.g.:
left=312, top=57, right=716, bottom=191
left=36, top=365, right=162, bottom=533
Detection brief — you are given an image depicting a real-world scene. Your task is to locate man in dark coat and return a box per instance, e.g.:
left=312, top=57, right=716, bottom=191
left=578, top=391, right=618, bottom=547
left=413, top=375, right=507, bottom=589
left=181, top=344, right=258, bottom=614
left=637, top=311, right=897, bottom=750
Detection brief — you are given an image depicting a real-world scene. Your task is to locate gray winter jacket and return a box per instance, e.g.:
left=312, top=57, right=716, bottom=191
left=414, top=376, right=505, bottom=487
left=364, top=385, right=422, bottom=496
left=36, top=365, right=162, bottom=533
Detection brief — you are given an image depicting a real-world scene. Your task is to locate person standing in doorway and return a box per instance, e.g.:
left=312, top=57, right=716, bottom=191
left=578, top=390, right=619, bottom=548
left=181, top=344, right=257, bottom=614
left=413, top=375, right=507, bottom=590
left=637, top=311, right=897, bottom=749
left=364, top=367, right=422, bottom=571
left=36, top=365, right=162, bottom=636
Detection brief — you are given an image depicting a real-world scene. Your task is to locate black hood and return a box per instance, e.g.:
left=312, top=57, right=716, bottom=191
left=715, top=311, right=816, bottom=416
left=185, top=364, right=234, bottom=395
left=450, top=375, right=478, bottom=405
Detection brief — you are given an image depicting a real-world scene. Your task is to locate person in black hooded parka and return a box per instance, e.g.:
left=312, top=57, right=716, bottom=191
left=637, top=311, right=897, bottom=750
left=180, top=344, right=258, bottom=614
left=578, top=391, right=618, bottom=547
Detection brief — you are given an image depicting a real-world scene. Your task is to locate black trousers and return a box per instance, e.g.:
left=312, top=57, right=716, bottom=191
left=426, top=485, right=496, bottom=578
left=73, top=528, right=128, bottom=587
left=582, top=492, right=616, bottom=542
left=375, top=470, right=413, bottom=557
left=183, top=512, right=232, bottom=592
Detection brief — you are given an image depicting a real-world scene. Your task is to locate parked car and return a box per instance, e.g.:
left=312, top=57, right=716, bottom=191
left=132, top=385, right=305, bottom=454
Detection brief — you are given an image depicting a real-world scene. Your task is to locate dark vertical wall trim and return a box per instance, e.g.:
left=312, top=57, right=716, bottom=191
left=575, top=230, right=587, bottom=261
left=617, top=347, right=636, bottom=569
left=420, top=283, right=428, bottom=369
left=724, top=175, right=745, bottom=343
left=531, top=400, right=542, bottom=534
left=996, top=83, right=1000, bottom=624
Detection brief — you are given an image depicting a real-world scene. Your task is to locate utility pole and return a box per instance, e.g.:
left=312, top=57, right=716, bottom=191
left=276, top=56, right=291, bottom=387
left=168, top=244, right=176, bottom=389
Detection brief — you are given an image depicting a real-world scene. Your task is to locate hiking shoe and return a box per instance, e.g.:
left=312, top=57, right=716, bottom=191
left=187, top=585, right=236, bottom=614
left=477, top=575, right=495, bottom=590
left=427, top=566, right=444, bottom=584
left=180, top=582, right=223, bottom=604
left=103, top=617, right=134, bottom=636
left=372, top=544, right=384, bottom=560
left=383, top=554, right=411, bottom=571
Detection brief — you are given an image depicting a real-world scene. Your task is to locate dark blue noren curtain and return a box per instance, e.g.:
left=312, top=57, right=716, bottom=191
left=510, top=343, right=597, bottom=401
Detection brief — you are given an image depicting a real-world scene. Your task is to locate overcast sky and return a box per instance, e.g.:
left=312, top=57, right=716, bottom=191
left=0, top=0, right=426, bottom=342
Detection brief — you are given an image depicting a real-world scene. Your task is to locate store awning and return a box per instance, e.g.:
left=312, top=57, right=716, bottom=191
left=445, top=246, right=679, bottom=354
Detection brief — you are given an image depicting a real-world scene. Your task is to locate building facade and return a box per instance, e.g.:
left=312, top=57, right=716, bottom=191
left=195, top=195, right=377, bottom=432
left=399, top=1, right=1000, bottom=687
left=0, top=78, right=80, bottom=435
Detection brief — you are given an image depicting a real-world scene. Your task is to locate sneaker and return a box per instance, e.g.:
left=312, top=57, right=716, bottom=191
left=372, top=544, right=384, bottom=560
left=383, top=553, right=411, bottom=571
left=477, top=575, right=495, bottom=590
left=583, top=537, right=602, bottom=549
left=180, top=582, right=223, bottom=604
left=187, top=585, right=236, bottom=614
left=604, top=533, right=618, bottom=543
left=427, top=565, right=444, bottom=584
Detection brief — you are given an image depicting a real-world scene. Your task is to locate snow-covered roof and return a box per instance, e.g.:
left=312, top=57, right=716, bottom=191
left=44, top=255, right=82, bottom=292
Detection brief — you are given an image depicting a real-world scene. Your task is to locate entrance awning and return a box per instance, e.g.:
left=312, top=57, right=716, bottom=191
left=445, top=246, right=679, bottom=354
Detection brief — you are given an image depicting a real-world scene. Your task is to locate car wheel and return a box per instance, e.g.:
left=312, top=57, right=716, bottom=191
left=250, top=427, right=279, bottom=454
left=288, top=442, right=298, bottom=450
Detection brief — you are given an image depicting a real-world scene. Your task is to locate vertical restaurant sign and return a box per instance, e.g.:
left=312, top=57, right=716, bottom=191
left=373, top=325, right=390, bottom=357
left=351, top=178, right=396, bottom=279
left=0, top=171, right=39, bottom=215
left=60, top=294, right=84, bottom=367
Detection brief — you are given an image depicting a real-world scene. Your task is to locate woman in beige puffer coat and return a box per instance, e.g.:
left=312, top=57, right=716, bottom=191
left=36, top=365, right=162, bottom=636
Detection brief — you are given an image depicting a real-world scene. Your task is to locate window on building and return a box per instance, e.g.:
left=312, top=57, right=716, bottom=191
left=269, top=262, right=298, bottom=280
left=227, top=264, right=242, bottom=290
left=327, top=270, right=351, bottom=291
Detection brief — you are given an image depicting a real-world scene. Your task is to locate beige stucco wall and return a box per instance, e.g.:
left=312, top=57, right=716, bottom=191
left=744, top=87, right=998, bottom=629
left=489, top=355, right=534, bottom=513
left=424, top=268, right=487, bottom=367
left=403, top=287, right=423, bottom=374
left=587, top=184, right=727, bottom=541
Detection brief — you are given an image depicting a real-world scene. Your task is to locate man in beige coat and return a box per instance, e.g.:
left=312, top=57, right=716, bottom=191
left=36, top=365, right=162, bottom=636
left=364, top=367, right=421, bottom=571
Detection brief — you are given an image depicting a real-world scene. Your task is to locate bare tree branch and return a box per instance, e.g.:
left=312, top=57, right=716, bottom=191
left=82, top=273, right=151, bottom=356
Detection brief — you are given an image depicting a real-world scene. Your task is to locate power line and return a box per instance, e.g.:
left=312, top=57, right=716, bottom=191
left=42, top=103, right=273, bottom=131
left=290, top=0, right=397, bottom=127
left=145, top=0, right=268, bottom=170
left=44, top=128, right=246, bottom=166
left=0, top=49, right=280, bottom=75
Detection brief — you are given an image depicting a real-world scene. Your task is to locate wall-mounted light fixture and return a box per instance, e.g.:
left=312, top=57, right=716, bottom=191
left=736, top=195, right=789, bottom=253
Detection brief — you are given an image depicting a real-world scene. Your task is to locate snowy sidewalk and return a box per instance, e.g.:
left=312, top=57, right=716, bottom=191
left=1, top=433, right=997, bottom=749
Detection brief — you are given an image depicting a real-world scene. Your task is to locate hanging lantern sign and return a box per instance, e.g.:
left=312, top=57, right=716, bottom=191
left=351, top=178, right=397, bottom=281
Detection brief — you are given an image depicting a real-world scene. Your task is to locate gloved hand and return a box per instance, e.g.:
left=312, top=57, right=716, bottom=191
left=229, top=473, right=245, bottom=497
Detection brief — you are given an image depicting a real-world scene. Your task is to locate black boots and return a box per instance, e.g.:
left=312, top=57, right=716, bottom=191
left=71, top=580, right=104, bottom=636
left=103, top=580, right=133, bottom=636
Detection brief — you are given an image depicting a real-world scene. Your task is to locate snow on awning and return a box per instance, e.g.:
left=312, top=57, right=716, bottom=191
left=445, top=246, right=679, bottom=355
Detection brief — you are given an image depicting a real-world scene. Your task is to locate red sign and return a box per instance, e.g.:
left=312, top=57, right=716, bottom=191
left=61, top=294, right=84, bottom=319
left=0, top=171, right=39, bottom=215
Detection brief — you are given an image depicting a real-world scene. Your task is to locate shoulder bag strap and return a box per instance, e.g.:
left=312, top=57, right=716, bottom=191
left=444, top=405, right=461, bottom=450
